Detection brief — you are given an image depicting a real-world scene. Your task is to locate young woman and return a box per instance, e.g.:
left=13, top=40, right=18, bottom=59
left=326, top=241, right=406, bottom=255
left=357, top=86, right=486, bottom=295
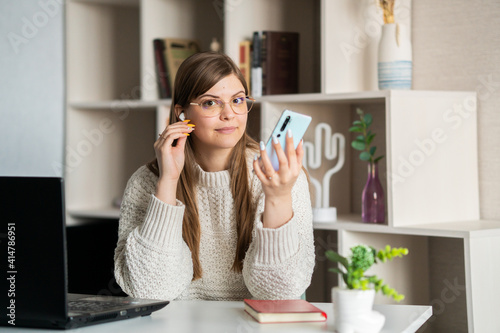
left=114, top=52, right=315, bottom=301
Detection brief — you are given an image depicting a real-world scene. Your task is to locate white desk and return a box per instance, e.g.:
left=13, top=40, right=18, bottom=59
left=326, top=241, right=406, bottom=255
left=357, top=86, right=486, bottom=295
left=5, top=301, right=432, bottom=333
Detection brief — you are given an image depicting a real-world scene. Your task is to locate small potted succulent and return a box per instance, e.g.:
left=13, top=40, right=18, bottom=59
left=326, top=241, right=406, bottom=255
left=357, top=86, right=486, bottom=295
left=326, top=244, right=409, bottom=333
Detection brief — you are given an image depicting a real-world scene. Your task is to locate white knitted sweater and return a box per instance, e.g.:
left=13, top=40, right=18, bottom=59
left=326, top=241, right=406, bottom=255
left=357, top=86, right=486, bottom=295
left=114, top=159, right=315, bottom=301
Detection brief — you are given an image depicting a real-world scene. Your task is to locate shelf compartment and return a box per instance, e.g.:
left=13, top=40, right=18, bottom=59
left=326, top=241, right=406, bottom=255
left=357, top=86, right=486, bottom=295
left=262, top=90, right=479, bottom=228
left=224, top=0, right=321, bottom=95
left=307, top=229, right=339, bottom=302
left=339, top=230, right=430, bottom=306
left=66, top=1, right=140, bottom=101
left=65, top=108, right=156, bottom=225
left=337, top=231, right=468, bottom=331
left=260, top=96, right=387, bottom=225
left=322, top=0, right=411, bottom=93
left=140, top=0, right=224, bottom=101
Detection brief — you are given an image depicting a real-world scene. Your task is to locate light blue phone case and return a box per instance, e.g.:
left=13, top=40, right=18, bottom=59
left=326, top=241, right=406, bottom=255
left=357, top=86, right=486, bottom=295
left=265, top=109, right=312, bottom=171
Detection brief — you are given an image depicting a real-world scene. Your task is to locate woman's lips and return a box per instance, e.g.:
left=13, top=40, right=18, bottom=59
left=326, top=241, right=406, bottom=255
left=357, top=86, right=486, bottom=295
left=215, top=126, right=237, bottom=134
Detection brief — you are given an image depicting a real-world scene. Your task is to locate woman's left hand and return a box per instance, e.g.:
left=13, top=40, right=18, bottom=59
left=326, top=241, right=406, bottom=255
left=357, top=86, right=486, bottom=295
left=253, top=130, right=304, bottom=228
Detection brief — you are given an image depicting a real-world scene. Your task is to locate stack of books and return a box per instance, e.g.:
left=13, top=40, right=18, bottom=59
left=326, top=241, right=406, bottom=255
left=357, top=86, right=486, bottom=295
left=240, top=31, right=299, bottom=97
left=153, top=32, right=299, bottom=99
left=153, top=38, right=201, bottom=99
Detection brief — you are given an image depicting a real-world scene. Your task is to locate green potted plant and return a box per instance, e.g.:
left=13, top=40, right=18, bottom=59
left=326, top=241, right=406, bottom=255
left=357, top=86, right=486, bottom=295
left=326, top=244, right=409, bottom=333
left=350, top=108, right=385, bottom=223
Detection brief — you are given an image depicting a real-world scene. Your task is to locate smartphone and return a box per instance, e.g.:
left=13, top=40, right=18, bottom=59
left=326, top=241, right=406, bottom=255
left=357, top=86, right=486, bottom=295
left=265, top=109, right=312, bottom=171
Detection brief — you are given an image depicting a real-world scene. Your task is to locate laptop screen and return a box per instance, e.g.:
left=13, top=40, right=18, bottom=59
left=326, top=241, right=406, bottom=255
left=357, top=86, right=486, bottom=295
left=0, top=177, right=68, bottom=326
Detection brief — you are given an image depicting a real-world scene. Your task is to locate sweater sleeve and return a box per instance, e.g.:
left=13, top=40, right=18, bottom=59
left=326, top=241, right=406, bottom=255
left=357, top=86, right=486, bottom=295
left=113, top=167, right=193, bottom=300
left=242, top=169, right=315, bottom=299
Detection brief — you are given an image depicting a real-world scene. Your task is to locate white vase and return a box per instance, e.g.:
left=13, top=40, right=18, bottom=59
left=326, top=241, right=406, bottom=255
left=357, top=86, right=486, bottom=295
left=331, top=287, right=385, bottom=333
left=377, top=23, right=412, bottom=90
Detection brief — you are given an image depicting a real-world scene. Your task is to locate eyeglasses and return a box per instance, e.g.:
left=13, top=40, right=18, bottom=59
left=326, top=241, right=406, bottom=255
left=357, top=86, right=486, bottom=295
left=189, top=96, right=255, bottom=117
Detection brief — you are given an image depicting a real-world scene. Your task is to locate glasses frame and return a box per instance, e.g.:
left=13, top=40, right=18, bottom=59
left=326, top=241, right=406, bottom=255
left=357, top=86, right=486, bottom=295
left=189, top=96, right=256, bottom=117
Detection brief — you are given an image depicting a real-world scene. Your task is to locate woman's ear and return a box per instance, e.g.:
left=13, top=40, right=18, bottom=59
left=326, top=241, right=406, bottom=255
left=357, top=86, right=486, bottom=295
left=174, top=104, right=185, bottom=121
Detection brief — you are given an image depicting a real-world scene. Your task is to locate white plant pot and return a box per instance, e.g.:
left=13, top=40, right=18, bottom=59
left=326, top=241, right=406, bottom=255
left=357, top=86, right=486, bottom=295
left=377, top=23, right=412, bottom=90
left=331, top=287, right=385, bottom=333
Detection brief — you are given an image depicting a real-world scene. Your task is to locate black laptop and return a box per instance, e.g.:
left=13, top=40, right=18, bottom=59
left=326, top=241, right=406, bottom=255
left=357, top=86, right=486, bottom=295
left=0, top=176, right=169, bottom=329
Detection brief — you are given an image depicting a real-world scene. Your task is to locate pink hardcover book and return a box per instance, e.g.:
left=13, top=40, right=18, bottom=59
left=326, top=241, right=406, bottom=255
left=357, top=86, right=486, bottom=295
left=244, top=299, right=327, bottom=324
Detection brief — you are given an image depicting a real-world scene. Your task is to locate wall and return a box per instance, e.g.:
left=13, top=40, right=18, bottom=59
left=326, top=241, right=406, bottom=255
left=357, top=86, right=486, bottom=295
left=0, top=0, right=65, bottom=177
left=412, top=2, right=500, bottom=331
left=413, top=0, right=500, bottom=220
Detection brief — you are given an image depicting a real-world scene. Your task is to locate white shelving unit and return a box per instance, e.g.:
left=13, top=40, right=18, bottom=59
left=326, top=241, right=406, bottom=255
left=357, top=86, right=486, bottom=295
left=260, top=90, right=480, bottom=227
left=64, top=0, right=500, bottom=331
left=314, top=218, right=500, bottom=331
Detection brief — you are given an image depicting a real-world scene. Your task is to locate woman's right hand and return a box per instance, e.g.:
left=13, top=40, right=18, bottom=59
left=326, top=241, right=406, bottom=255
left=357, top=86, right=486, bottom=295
left=154, top=120, right=195, bottom=204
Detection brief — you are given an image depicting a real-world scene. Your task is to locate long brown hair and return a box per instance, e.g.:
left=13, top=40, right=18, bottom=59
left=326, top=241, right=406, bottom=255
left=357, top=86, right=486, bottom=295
left=147, top=52, right=258, bottom=280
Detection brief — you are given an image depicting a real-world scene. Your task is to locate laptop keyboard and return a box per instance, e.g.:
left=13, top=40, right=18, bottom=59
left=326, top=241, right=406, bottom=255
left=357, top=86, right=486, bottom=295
left=69, top=300, right=127, bottom=313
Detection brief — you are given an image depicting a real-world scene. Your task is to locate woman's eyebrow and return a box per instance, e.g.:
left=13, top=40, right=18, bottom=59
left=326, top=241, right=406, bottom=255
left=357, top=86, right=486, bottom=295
left=198, top=94, right=219, bottom=99
left=198, top=91, right=246, bottom=99
left=231, top=91, right=246, bottom=97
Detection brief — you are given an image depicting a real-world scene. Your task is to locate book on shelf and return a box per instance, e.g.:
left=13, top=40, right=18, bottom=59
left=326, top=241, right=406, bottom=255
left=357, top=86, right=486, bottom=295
left=258, top=31, right=299, bottom=95
left=250, top=31, right=262, bottom=97
left=153, top=38, right=201, bottom=99
left=243, top=299, right=327, bottom=324
left=239, top=40, right=252, bottom=93
left=153, top=39, right=171, bottom=99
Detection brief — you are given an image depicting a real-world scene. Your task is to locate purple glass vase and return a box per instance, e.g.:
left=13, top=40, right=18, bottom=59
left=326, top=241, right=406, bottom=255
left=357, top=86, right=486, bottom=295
left=362, top=162, right=385, bottom=223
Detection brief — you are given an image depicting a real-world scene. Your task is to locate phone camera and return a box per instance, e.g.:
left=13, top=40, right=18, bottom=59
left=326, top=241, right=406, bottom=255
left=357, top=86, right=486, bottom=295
left=280, top=116, right=291, bottom=132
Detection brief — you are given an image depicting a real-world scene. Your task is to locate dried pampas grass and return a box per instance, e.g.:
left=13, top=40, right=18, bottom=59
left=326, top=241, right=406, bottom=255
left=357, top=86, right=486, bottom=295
left=379, top=0, right=395, bottom=24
